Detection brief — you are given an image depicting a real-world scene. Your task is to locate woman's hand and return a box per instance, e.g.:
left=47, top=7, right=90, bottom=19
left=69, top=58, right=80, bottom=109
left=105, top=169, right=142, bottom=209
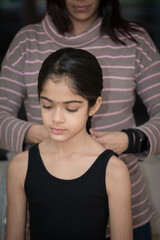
left=24, top=124, right=49, bottom=144
left=90, top=129, right=128, bottom=154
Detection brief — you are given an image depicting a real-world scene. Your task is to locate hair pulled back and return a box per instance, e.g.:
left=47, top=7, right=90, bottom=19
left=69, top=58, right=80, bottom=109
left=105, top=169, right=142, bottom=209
left=38, top=48, right=103, bottom=132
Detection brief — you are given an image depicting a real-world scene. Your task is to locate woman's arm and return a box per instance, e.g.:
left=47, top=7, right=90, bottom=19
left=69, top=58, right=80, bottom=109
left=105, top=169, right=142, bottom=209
left=90, top=30, right=160, bottom=159
left=0, top=25, right=49, bottom=153
left=106, top=156, right=133, bottom=240
left=24, top=124, right=49, bottom=144
left=6, top=152, right=28, bottom=240
left=0, top=32, right=32, bottom=153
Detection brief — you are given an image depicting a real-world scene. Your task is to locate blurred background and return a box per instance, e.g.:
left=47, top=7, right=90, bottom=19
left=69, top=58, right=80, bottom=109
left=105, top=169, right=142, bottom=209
left=0, top=0, right=160, bottom=239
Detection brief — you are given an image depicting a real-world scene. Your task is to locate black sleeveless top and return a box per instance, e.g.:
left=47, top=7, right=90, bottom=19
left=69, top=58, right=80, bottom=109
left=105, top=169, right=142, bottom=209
left=25, top=144, right=117, bottom=240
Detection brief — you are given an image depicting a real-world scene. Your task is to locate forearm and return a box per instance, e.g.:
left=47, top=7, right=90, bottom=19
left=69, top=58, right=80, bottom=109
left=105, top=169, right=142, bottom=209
left=121, top=128, right=149, bottom=153
left=0, top=112, right=33, bottom=153
left=0, top=111, right=48, bottom=153
left=135, top=120, right=160, bottom=159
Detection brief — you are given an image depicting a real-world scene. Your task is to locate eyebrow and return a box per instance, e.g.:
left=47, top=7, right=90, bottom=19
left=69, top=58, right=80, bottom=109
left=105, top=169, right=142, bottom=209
left=40, top=96, right=83, bottom=104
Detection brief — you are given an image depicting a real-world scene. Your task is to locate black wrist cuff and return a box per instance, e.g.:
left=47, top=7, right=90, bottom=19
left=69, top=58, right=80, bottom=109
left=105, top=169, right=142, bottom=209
left=121, top=128, right=148, bottom=154
left=121, top=129, right=134, bottom=153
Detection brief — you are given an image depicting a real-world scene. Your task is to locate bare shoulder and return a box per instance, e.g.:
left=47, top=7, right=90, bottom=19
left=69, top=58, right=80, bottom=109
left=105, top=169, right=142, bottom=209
left=7, top=150, right=29, bottom=182
left=106, top=155, right=130, bottom=192
left=8, top=150, right=28, bottom=169
left=107, top=155, right=128, bottom=176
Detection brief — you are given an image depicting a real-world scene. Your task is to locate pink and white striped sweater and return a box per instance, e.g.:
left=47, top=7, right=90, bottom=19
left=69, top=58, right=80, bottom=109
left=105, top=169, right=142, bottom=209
left=0, top=14, right=160, bottom=231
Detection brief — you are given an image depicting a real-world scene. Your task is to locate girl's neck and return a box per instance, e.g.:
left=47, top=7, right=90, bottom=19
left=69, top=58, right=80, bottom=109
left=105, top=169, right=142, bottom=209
left=45, top=131, right=91, bottom=155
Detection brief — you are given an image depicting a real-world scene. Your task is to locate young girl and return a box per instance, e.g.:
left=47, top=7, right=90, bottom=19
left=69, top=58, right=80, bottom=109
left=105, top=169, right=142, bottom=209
left=6, top=48, right=133, bottom=240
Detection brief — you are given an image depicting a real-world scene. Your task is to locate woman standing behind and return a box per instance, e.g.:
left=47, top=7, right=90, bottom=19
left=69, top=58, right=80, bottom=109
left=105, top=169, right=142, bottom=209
left=0, top=0, right=160, bottom=239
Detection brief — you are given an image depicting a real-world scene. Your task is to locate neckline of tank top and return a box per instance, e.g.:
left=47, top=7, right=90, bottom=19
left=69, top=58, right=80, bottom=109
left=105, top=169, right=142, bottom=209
left=35, top=144, right=114, bottom=183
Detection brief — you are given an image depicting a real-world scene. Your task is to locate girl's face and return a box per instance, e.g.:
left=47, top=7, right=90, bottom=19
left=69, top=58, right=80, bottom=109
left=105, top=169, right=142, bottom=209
left=40, top=75, right=100, bottom=143
left=65, top=0, right=100, bottom=27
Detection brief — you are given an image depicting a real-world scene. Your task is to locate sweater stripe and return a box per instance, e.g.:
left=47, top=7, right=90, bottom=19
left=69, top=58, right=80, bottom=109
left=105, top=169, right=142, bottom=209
left=93, top=115, right=133, bottom=130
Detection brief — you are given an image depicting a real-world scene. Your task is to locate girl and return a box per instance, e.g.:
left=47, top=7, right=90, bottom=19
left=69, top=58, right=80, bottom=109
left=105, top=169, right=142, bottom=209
left=6, top=48, right=133, bottom=240
left=0, top=1, right=158, bottom=238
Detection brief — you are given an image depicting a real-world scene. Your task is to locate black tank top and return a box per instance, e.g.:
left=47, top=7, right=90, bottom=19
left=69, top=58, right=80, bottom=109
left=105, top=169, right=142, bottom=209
left=25, top=144, right=117, bottom=240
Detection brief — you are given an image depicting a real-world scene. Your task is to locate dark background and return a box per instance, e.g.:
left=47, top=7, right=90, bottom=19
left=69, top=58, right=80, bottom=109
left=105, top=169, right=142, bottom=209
left=0, top=0, right=160, bottom=159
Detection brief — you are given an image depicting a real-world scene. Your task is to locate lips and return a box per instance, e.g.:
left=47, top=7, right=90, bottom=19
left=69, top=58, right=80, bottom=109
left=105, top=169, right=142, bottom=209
left=51, top=128, right=65, bottom=135
left=74, top=5, right=89, bottom=12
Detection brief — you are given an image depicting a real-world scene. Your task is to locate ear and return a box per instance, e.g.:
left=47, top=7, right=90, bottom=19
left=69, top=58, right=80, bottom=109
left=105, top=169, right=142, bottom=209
left=88, top=96, right=102, bottom=116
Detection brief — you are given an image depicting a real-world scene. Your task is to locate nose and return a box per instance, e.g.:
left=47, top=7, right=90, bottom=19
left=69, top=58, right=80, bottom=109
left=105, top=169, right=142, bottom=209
left=52, top=107, right=64, bottom=123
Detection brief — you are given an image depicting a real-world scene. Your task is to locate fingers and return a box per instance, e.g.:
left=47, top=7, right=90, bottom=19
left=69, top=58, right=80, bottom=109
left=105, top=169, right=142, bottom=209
left=89, top=129, right=105, bottom=137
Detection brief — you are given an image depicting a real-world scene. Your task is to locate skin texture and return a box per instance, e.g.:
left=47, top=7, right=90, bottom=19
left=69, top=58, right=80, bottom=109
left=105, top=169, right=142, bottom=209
left=40, top=77, right=94, bottom=143
left=6, top=151, right=28, bottom=240
left=106, top=156, right=133, bottom=240
left=65, top=0, right=100, bottom=35
left=90, top=129, right=129, bottom=154
left=7, top=76, right=133, bottom=239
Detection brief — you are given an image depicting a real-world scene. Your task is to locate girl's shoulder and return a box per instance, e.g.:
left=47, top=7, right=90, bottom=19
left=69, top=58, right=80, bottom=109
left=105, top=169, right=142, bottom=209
left=10, top=150, right=29, bottom=165
left=106, top=155, right=130, bottom=193
left=107, top=155, right=129, bottom=177
left=7, top=150, right=29, bottom=183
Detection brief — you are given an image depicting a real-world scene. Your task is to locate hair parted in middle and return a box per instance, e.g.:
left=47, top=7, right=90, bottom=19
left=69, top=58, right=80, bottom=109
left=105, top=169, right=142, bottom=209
left=38, top=48, right=103, bottom=132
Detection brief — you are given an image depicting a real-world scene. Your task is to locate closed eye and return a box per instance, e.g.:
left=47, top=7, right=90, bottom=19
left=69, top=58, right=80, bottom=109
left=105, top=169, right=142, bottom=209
left=66, top=108, right=78, bottom=112
left=42, top=105, right=53, bottom=109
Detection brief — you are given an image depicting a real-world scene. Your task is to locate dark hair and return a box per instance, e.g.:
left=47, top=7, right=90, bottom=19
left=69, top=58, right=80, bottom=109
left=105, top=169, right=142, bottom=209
left=46, top=0, right=141, bottom=45
left=38, top=48, right=103, bottom=132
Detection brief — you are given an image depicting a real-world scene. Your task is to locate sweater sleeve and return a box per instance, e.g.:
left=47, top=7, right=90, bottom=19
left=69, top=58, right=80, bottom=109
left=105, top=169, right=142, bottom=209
left=0, top=30, right=34, bottom=153
left=134, top=29, right=160, bottom=160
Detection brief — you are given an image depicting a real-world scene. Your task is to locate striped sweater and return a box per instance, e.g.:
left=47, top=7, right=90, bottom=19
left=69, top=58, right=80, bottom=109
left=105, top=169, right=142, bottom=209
left=0, top=13, right=160, bottom=231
